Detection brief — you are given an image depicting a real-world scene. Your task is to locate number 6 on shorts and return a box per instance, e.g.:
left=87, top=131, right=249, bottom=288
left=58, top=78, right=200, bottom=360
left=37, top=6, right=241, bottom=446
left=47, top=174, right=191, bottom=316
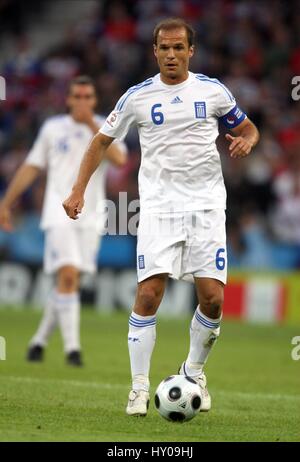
left=215, top=248, right=226, bottom=270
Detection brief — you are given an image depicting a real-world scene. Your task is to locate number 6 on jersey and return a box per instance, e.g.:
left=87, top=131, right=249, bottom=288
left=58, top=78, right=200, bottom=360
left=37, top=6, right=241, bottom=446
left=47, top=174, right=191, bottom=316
left=151, top=104, right=164, bottom=125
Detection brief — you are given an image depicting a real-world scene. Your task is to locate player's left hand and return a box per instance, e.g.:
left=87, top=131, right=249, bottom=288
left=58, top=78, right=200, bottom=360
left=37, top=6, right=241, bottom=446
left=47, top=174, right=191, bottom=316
left=225, top=133, right=253, bottom=158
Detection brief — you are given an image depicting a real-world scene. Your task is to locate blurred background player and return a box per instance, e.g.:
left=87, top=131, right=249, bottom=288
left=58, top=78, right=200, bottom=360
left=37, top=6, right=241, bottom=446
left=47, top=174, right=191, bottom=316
left=0, top=75, right=127, bottom=366
left=63, top=18, right=259, bottom=412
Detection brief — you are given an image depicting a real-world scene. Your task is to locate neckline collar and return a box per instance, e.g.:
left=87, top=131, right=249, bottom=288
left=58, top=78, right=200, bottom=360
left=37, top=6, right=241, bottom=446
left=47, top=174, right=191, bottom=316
left=157, top=71, right=193, bottom=89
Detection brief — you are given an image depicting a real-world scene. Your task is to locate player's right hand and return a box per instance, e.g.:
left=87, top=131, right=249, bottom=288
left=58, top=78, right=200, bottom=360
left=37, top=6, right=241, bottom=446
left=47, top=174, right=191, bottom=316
left=0, top=202, right=13, bottom=232
left=62, top=192, right=85, bottom=220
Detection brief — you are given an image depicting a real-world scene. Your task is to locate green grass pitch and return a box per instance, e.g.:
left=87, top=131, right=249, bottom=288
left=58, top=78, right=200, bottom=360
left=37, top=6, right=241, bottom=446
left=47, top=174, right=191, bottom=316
left=0, top=307, right=299, bottom=442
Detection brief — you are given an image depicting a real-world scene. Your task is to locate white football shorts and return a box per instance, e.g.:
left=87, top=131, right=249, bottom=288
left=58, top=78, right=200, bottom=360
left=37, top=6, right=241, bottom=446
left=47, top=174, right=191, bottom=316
left=44, top=226, right=101, bottom=274
left=136, top=209, right=227, bottom=284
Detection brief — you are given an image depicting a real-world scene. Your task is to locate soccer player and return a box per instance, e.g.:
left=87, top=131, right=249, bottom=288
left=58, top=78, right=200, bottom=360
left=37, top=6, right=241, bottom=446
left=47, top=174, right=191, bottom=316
left=0, top=75, right=127, bottom=366
left=63, top=19, right=259, bottom=411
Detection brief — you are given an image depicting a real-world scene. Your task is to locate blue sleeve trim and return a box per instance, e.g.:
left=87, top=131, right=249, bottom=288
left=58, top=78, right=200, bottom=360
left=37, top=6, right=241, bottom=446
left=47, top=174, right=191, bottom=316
left=196, top=74, right=235, bottom=102
left=218, top=105, right=247, bottom=128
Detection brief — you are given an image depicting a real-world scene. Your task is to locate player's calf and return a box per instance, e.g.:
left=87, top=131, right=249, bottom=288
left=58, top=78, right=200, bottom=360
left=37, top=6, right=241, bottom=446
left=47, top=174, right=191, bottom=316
left=181, top=303, right=222, bottom=412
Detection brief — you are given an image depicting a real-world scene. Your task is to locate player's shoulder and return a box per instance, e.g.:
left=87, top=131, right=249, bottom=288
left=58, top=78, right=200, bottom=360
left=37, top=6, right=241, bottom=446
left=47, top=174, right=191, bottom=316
left=126, top=76, right=155, bottom=94
left=193, top=73, right=234, bottom=101
left=116, top=77, right=155, bottom=111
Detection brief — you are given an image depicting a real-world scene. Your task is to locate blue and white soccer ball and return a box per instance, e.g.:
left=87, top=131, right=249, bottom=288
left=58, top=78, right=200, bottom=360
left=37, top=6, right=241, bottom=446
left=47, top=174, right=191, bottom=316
left=154, top=375, right=202, bottom=422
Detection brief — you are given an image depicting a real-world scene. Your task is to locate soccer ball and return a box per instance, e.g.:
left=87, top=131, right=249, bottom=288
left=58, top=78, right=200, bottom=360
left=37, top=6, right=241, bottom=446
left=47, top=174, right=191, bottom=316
left=154, top=375, right=202, bottom=422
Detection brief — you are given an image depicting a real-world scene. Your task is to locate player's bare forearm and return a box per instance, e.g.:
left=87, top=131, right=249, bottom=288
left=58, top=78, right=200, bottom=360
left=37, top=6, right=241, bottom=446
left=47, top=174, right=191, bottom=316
left=233, top=118, right=259, bottom=147
left=84, top=120, right=127, bottom=167
left=225, top=118, right=259, bottom=158
left=63, top=132, right=113, bottom=220
left=71, top=132, right=113, bottom=193
left=0, top=163, right=41, bottom=231
left=1, top=164, right=41, bottom=208
left=86, top=119, right=126, bottom=167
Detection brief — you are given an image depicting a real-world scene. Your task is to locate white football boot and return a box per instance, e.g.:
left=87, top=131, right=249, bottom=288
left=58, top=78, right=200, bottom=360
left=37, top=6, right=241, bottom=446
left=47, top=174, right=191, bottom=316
left=126, top=389, right=150, bottom=416
left=179, top=362, right=211, bottom=412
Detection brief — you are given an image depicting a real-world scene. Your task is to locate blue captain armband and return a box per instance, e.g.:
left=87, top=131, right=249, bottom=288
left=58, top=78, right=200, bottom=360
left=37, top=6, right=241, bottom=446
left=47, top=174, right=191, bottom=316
left=218, top=105, right=247, bottom=128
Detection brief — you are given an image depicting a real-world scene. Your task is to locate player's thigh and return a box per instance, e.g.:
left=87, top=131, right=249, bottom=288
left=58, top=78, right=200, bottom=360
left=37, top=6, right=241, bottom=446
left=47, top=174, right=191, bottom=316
left=137, top=213, right=185, bottom=282
left=133, top=273, right=168, bottom=316
left=194, top=277, right=224, bottom=319
left=44, top=227, right=81, bottom=274
left=191, top=209, right=227, bottom=285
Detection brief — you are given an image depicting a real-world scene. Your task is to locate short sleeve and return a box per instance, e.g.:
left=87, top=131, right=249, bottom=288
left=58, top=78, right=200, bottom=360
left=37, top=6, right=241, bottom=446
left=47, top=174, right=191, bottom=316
left=25, top=122, right=49, bottom=169
left=215, top=81, right=247, bottom=129
left=99, top=92, right=136, bottom=141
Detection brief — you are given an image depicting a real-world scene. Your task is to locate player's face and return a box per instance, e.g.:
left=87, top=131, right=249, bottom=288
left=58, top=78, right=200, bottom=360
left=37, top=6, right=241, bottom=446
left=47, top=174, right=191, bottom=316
left=67, top=84, right=97, bottom=115
left=154, top=27, right=194, bottom=84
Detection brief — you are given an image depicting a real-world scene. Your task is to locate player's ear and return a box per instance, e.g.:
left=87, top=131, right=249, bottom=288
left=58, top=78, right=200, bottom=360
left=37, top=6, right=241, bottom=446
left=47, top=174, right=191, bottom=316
left=153, top=44, right=158, bottom=58
left=189, top=45, right=195, bottom=58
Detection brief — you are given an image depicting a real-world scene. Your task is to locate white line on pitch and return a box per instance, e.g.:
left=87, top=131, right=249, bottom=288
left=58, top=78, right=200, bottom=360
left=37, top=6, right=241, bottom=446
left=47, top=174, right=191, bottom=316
left=1, top=375, right=300, bottom=402
left=2, top=375, right=127, bottom=390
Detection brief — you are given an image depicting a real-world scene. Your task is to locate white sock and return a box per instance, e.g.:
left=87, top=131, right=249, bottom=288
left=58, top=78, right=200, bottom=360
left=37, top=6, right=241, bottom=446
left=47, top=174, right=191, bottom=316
left=55, top=291, right=81, bottom=353
left=184, top=305, right=221, bottom=376
left=128, top=312, right=157, bottom=392
left=30, top=290, right=58, bottom=347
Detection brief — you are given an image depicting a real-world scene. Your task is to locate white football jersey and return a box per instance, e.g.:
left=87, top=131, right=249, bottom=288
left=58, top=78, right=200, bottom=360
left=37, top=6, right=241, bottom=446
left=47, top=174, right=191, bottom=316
left=100, top=71, right=246, bottom=212
left=26, top=114, right=126, bottom=230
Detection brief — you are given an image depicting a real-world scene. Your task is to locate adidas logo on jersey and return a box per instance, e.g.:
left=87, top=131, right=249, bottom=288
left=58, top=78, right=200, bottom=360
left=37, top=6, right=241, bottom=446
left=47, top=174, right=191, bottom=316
left=170, top=96, right=183, bottom=104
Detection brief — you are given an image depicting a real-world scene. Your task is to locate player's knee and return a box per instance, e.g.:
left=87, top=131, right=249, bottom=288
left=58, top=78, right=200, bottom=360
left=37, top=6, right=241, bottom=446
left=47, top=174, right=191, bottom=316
left=57, top=268, right=79, bottom=293
left=137, top=285, right=163, bottom=315
left=61, top=277, right=76, bottom=292
left=201, top=291, right=223, bottom=319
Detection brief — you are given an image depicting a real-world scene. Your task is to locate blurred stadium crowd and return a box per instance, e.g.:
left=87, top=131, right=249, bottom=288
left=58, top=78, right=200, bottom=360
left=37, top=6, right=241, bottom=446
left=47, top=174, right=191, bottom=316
left=1, top=0, right=300, bottom=270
